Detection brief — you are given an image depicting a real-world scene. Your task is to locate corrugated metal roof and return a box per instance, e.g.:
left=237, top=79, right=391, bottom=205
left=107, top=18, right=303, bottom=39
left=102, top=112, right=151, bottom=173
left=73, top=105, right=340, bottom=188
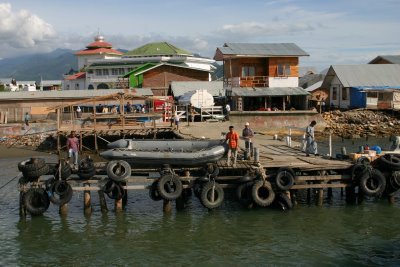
left=0, top=88, right=153, bottom=101
left=369, top=55, right=400, bottom=64
left=323, top=64, right=400, bottom=88
left=171, top=81, right=224, bottom=97
left=217, top=43, right=309, bottom=57
left=305, top=81, right=323, bottom=92
left=232, top=87, right=309, bottom=97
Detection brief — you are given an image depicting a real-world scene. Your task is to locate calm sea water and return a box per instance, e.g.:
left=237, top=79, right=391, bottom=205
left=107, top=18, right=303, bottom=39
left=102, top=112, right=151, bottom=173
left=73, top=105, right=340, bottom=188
left=1, top=138, right=399, bottom=266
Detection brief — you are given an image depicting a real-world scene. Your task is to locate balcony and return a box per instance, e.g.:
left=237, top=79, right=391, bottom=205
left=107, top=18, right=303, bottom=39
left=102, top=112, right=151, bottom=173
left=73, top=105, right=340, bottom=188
left=224, top=76, right=269, bottom=88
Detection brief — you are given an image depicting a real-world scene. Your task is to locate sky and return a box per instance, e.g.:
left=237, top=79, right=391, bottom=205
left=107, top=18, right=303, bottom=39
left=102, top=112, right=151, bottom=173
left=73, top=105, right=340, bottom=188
left=0, top=0, right=399, bottom=71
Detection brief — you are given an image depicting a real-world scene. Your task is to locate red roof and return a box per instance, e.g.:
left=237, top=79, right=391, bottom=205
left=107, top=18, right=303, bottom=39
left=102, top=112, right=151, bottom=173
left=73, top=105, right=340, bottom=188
left=65, top=72, right=86, bottom=80
left=86, top=40, right=112, bottom=48
left=75, top=48, right=123, bottom=56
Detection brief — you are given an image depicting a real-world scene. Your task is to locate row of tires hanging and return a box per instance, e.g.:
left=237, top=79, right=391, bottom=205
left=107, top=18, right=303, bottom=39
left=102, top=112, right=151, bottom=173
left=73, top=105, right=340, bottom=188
left=350, top=153, right=400, bottom=198
left=18, top=154, right=400, bottom=216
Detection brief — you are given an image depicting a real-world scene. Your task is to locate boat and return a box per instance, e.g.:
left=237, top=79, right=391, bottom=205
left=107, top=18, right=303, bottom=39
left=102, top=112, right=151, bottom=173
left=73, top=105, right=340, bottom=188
left=100, top=139, right=228, bottom=167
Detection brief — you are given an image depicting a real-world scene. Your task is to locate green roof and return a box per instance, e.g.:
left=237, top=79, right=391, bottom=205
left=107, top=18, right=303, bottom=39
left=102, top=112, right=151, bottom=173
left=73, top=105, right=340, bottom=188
left=123, top=63, right=158, bottom=78
left=124, top=42, right=193, bottom=57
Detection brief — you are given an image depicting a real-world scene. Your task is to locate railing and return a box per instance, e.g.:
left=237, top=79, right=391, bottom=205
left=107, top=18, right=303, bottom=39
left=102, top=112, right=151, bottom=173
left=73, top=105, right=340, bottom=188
left=224, top=76, right=269, bottom=88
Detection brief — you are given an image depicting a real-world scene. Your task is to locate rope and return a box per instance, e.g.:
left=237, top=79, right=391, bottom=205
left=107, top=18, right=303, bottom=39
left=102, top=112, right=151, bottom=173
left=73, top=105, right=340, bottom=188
left=0, top=174, right=20, bottom=191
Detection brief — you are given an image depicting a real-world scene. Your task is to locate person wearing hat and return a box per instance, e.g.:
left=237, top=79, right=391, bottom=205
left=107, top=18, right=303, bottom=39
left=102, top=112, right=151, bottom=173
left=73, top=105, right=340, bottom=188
left=242, top=122, right=254, bottom=158
left=225, top=125, right=239, bottom=166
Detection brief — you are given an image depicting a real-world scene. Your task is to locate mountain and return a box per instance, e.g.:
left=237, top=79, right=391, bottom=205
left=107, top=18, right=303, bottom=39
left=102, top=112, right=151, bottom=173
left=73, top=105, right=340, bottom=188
left=0, top=49, right=78, bottom=81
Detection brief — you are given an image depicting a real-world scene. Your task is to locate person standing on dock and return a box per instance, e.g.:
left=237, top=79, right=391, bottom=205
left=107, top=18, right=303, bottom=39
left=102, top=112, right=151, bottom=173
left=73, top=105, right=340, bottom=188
left=305, top=120, right=318, bottom=156
left=242, top=122, right=254, bottom=158
left=24, top=112, right=30, bottom=126
left=224, top=103, right=231, bottom=121
left=226, top=125, right=239, bottom=166
left=67, top=131, right=80, bottom=169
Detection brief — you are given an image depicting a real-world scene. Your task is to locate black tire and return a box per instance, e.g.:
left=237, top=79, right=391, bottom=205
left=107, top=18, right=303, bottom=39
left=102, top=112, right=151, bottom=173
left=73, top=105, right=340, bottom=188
left=252, top=180, right=275, bottom=207
left=272, top=193, right=293, bottom=211
left=18, top=158, right=46, bottom=172
left=359, top=168, right=386, bottom=197
left=22, top=164, right=50, bottom=181
left=106, top=182, right=125, bottom=200
left=200, top=181, right=224, bottom=209
left=379, top=154, right=400, bottom=171
left=236, top=182, right=254, bottom=208
left=351, top=163, right=369, bottom=182
left=275, top=167, right=295, bottom=191
left=106, top=160, right=131, bottom=182
left=49, top=180, right=73, bottom=205
left=157, top=174, right=183, bottom=200
left=55, top=160, right=72, bottom=180
left=103, top=179, right=116, bottom=194
left=79, top=158, right=94, bottom=169
left=24, top=188, right=50, bottom=216
left=193, top=181, right=203, bottom=199
left=390, top=171, right=400, bottom=190
left=149, top=181, right=162, bottom=201
left=78, top=168, right=96, bottom=179
left=46, top=164, right=57, bottom=176
left=356, top=156, right=370, bottom=165
left=202, top=163, right=219, bottom=178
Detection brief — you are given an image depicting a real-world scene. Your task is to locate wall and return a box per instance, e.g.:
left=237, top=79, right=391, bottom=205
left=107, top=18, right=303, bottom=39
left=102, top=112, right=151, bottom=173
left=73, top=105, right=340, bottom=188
left=230, top=110, right=325, bottom=132
left=143, top=65, right=209, bottom=95
left=268, top=77, right=299, bottom=87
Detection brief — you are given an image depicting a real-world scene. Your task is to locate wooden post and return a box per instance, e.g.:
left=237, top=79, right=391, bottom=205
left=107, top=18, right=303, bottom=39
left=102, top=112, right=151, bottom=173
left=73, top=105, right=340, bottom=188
left=317, top=188, right=324, bottom=206
left=163, top=199, right=172, bottom=213
left=59, top=203, right=68, bottom=216
left=98, top=190, right=108, bottom=212
left=290, top=190, right=297, bottom=206
left=84, top=183, right=91, bottom=215
left=122, top=182, right=128, bottom=208
left=19, top=191, right=26, bottom=218
left=94, top=132, right=98, bottom=153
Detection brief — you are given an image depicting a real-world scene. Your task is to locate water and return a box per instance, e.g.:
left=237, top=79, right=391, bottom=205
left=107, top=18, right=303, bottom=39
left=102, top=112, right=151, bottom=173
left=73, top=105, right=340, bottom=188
left=1, top=139, right=400, bottom=266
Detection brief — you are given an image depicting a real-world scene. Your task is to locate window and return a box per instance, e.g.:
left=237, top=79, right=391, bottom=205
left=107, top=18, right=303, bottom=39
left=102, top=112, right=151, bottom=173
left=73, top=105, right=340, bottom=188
left=332, top=87, right=337, bottom=100
left=103, top=69, right=109, bottom=76
left=342, top=87, right=347, bottom=100
left=378, top=92, right=384, bottom=100
left=75, top=83, right=79, bottom=90
left=66, top=84, right=70, bottom=90
left=95, top=69, right=102, bottom=76
left=277, top=64, right=291, bottom=76
left=241, top=66, right=255, bottom=77
left=118, top=68, right=125, bottom=75
left=112, top=68, right=118, bottom=75
left=285, top=64, right=291, bottom=76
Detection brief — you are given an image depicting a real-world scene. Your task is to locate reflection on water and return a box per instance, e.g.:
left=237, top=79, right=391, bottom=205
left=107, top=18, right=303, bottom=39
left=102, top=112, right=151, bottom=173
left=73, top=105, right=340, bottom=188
left=1, top=143, right=400, bottom=266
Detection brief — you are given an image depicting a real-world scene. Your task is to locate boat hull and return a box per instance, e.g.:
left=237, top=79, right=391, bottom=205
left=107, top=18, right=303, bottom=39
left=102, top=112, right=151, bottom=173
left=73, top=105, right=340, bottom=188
left=101, top=139, right=228, bottom=167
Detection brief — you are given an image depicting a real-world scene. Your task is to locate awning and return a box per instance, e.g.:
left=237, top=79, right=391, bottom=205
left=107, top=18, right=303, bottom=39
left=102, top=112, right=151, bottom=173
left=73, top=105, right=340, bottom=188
left=232, top=87, right=309, bottom=97
left=351, top=86, right=400, bottom=92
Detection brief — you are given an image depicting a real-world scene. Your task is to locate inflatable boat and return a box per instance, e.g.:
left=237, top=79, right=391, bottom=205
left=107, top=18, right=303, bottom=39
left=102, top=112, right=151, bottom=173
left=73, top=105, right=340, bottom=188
left=100, top=139, right=228, bottom=167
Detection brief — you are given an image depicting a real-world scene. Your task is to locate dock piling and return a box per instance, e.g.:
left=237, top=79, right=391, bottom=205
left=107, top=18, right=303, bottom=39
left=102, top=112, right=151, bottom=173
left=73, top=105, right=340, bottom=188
left=98, top=190, right=108, bottom=212
left=84, top=183, right=92, bottom=215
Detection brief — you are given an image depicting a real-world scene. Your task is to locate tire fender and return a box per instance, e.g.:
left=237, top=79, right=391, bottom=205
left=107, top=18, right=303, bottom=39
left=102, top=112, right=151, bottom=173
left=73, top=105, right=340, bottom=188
left=157, top=174, right=183, bottom=200
left=252, top=180, right=275, bottom=207
left=106, top=160, right=131, bottom=182
left=200, top=181, right=224, bottom=209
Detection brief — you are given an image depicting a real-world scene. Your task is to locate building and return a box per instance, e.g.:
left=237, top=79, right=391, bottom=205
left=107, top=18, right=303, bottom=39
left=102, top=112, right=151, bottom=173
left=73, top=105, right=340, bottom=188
left=64, top=38, right=216, bottom=95
left=75, top=34, right=123, bottom=70
left=321, top=64, right=400, bottom=110
left=369, top=55, right=400, bottom=65
left=0, top=78, right=36, bottom=91
left=94, top=42, right=215, bottom=95
left=39, top=80, right=62, bottom=91
left=214, top=43, right=310, bottom=111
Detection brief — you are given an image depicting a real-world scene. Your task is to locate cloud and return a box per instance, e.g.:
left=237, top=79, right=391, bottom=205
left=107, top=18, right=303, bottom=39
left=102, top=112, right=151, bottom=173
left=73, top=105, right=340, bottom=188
left=0, top=3, right=55, bottom=57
